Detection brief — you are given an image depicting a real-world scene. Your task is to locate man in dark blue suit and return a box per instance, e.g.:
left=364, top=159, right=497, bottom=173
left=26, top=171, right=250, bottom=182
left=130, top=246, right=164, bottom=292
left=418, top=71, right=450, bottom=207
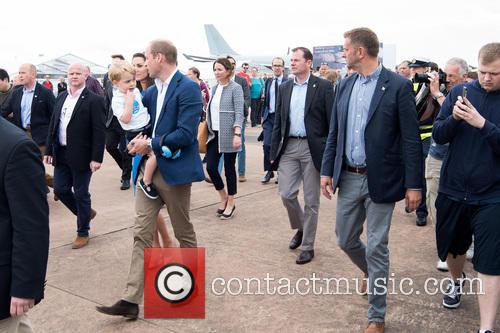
left=261, top=57, right=287, bottom=184
left=1, top=64, right=55, bottom=189
left=0, top=117, right=49, bottom=331
left=320, top=28, right=422, bottom=333
left=96, top=39, right=204, bottom=319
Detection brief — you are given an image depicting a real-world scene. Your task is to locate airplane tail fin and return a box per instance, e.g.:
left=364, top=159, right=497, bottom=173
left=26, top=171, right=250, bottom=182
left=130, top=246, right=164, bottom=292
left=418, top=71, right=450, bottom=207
left=204, top=24, right=239, bottom=56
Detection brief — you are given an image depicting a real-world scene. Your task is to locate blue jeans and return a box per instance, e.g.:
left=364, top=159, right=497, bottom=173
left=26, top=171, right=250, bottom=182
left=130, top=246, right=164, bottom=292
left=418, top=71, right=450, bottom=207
left=53, top=147, right=93, bottom=237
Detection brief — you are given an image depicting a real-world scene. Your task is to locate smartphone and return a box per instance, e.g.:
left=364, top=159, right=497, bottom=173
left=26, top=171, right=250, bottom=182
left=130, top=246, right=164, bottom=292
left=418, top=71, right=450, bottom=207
left=462, top=86, right=468, bottom=99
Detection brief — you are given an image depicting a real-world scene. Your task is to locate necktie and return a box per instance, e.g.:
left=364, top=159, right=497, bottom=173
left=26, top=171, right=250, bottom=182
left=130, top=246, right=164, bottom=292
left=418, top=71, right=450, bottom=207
left=274, top=78, right=279, bottom=110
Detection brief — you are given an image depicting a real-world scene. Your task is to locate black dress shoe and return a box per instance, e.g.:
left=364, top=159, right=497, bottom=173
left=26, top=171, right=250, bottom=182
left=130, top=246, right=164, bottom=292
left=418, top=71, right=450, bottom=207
left=216, top=201, right=228, bottom=216
left=261, top=171, right=274, bottom=184
left=120, top=179, right=131, bottom=190
left=220, top=205, right=236, bottom=220
left=416, top=216, right=427, bottom=227
left=289, top=230, right=303, bottom=250
left=96, top=300, right=139, bottom=319
left=296, top=250, right=314, bottom=265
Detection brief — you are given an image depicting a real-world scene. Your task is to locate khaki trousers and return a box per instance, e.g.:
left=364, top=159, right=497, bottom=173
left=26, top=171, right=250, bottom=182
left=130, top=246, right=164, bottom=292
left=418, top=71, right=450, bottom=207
left=425, top=155, right=442, bottom=224
left=122, top=166, right=196, bottom=304
left=0, top=315, right=33, bottom=333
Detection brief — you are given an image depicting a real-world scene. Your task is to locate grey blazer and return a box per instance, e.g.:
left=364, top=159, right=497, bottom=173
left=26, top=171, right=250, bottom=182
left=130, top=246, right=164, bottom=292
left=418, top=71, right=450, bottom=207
left=206, top=81, right=244, bottom=153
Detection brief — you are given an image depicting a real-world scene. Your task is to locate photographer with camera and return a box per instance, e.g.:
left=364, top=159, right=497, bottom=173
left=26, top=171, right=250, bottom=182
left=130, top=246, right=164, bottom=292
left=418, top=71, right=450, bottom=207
left=426, top=58, right=469, bottom=272
left=408, top=58, right=442, bottom=226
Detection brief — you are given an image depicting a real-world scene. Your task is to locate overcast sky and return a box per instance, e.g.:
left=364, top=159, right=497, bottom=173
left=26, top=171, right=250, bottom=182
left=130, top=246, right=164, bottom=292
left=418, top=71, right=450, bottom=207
left=1, top=0, right=498, bottom=76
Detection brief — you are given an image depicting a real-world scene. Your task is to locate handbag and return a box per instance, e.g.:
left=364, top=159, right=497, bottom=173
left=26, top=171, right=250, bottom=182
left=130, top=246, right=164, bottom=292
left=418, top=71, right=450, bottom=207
left=198, top=120, right=208, bottom=154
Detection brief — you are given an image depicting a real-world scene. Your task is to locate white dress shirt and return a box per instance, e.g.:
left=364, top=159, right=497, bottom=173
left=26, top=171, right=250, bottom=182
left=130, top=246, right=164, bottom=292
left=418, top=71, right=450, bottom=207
left=58, top=86, right=85, bottom=146
left=152, top=70, right=177, bottom=138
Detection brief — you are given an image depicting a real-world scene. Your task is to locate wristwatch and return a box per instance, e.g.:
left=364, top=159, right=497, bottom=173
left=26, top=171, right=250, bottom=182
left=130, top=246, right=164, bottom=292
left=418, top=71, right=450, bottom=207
left=433, top=92, right=445, bottom=100
left=147, top=139, right=153, bottom=149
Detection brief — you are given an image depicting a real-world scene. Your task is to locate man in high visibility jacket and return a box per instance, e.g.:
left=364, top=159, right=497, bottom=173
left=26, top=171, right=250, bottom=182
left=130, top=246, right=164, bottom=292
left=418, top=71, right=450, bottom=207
left=409, top=58, right=441, bottom=226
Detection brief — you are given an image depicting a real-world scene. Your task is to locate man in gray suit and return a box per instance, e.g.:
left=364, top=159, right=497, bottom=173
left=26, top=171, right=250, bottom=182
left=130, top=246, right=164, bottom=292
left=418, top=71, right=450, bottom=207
left=270, top=47, right=334, bottom=265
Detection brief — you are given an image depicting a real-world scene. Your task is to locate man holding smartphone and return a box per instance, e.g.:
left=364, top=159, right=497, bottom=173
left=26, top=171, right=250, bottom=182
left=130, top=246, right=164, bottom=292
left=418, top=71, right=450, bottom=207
left=433, top=43, right=500, bottom=333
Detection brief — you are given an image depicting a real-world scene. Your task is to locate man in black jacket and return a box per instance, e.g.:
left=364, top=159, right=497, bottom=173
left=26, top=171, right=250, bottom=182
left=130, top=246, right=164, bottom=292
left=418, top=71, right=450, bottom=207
left=0, top=117, right=49, bottom=331
left=44, top=63, right=106, bottom=249
left=433, top=43, right=500, bottom=332
left=270, top=47, right=334, bottom=265
left=1, top=64, right=55, bottom=189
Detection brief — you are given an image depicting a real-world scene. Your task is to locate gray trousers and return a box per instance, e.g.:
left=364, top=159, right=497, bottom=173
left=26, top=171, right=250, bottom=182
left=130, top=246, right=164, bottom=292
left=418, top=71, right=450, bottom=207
left=336, top=171, right=395, bottom=322
left=278, top=138, right=320, bottom=251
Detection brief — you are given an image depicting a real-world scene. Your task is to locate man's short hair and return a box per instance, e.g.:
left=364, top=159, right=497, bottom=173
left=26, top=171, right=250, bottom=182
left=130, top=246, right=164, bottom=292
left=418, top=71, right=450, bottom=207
left=0, top=68, right=9, bottom=81
left=149, top=39, right=177, bottom=65
left=111, top=54, right=125, bottom=61
left=446, top=57, right=469, bottom=76
left=291, top=47, right=313, bottom=61
left=242, top=62, right=249, bottom=67
left=467, top=71, right=478, bottom=80
left=272, top=57, right=285, bottom=67
left=108, top=62, right=135, bottom=82
left=399, top=60, right=410, bottom=67
left=478, top=43, right=500, bottom=65
left=343, top=27, right=379, bottom=58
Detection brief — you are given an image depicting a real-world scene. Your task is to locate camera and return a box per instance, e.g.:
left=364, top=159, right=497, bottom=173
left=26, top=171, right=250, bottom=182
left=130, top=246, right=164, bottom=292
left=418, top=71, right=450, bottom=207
left=413, top=70, right=447, bottom=84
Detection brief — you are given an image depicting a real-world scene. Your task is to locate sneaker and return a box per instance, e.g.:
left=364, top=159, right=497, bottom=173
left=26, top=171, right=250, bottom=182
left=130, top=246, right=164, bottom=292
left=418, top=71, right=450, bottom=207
left=437, top=260, right=449, bottom=272
left=139, top=179, right=159, bottom=200
left=443, top=272, right=466, bottom=309
left=238, top=176, right=247, bottom=182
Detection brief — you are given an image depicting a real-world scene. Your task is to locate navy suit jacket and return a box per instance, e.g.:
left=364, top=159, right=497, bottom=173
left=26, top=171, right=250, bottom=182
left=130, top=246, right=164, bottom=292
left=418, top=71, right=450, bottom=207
left=45, top=88, right=106, bottom=171
left=270, top=75, right=334, bottom=172
left=0, top=118, right=49, bottom=320
left=142, top=71, right=205, bottom=186
left=1, top=83, right=55, bottom=146
left=262, top=75, right=288, bottom=122
left=320, top=66, right=423, bottom=203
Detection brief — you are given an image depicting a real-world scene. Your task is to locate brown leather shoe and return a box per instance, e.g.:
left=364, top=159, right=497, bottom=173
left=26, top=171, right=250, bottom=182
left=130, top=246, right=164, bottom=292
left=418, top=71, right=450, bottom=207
left=72, top=236, right=89, bottom=249
left=365, top=322, right=385, bottom=333
left=90, top=208, right=97, bottom=220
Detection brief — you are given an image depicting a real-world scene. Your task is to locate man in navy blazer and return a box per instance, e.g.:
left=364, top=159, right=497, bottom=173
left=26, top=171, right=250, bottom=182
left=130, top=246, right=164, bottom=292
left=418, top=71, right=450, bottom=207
left=320, top=28, right=422, bottom=333
left=0, top=117, right=49, bottom=329
left=261, top=57, right=287, bottom=184
left=1, top=64, right=55, bottom=188
left=96, top=39, right=204, bottom=319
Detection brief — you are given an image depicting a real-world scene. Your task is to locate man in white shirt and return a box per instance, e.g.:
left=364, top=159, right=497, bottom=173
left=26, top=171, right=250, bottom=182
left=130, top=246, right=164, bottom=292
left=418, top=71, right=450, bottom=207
left=44, top=63, right=106, bottom=249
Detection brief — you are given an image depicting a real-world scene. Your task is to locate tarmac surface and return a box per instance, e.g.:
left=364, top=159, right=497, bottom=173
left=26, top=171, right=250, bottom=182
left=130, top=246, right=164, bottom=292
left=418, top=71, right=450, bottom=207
left=29, top=126, right=498, bottom=333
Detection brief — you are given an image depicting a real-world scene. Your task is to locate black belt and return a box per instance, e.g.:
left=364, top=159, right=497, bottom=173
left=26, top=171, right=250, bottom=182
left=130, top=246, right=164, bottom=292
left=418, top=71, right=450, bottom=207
left=344, top=164, right=367, bottom=174
left=288, top=136, right=307, bottom=139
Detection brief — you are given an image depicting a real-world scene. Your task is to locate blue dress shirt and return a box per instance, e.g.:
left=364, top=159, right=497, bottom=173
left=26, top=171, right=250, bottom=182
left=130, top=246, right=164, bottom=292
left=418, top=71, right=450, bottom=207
left=345, top=65, right=382, bottom=166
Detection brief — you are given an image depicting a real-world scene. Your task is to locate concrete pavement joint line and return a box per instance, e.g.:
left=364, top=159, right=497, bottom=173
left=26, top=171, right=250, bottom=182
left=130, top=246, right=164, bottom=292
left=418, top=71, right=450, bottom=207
left=49, top=185, right=278, bottom=250
left=43, top=284, right=179, bottom=332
